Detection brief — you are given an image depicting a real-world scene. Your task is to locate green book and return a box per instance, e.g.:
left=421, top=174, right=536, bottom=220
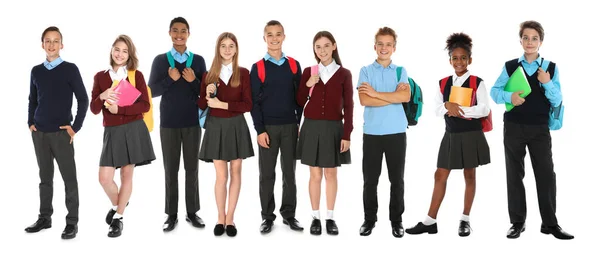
left=504, top=66, right=531, bottom=111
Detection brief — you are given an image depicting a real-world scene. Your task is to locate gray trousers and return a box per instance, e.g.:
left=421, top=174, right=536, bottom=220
left=259, top=124, right=298, bottom=221
left=31, top=130, right=79, bottom=225
left=160, top=126, right=201, bottom=215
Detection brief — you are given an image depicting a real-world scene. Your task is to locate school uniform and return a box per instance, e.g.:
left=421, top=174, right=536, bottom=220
left=28, top=57, right=89, bottom=225
left=296, top=61, right=353, bottom=168
left=148, top=48, right=206, bottom=216
left=357, top=61, right=408, bottom=224
left=435, top=71, right=491, bottom=170
left=250, top=53, right=302, bottom=221
left=490, top=54, right=562, bottom=227
left=90, top=66, right=156, bottom=168
left=198, top=65, right=254, bottom=162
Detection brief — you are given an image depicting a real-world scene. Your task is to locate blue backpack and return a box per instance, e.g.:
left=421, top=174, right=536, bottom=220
left=166, top=51, right=211, bottom=128
left=396, top=67, right=423, bottom=126
left=505, top=58, right=563, bottom=130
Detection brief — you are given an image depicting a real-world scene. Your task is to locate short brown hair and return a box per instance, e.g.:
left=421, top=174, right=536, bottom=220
left=264, top=20, right=284, bottom=33
left=41, top=26, right=62, bottom=42
left=519, top=20, right=544, bottom=41
left=109, top=35, right=139, bottom=70
left=375, top=27, right=397, bottom=46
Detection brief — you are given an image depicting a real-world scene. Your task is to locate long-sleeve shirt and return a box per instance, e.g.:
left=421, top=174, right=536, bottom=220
left=435, top=72, right=490, bottom=133
left=148, top=52, right=206, bottom=128
left=297, top=63, right=354, bottom=140
left=490, top=54, right=561, bottom=125
left=90, top=70, right=150, bottom=127
left=198, top=67, right=253, bottom=118
left=250, top=54, right=302, bottom=135
left=28, top=60, right=89, bottom=133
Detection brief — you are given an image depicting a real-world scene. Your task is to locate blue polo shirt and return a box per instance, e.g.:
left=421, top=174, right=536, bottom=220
left=357, top=60, right=408, bottom=135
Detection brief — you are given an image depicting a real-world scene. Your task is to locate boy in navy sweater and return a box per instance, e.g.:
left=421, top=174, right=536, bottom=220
left=251, top=20, right=304, bottom=234
left=148, top=17, right=207, bottom=232
left=25, top=26, right=89, bottom=239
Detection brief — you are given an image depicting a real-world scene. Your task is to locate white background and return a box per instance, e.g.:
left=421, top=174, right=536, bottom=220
left=1, top=0, right=598, bottom=259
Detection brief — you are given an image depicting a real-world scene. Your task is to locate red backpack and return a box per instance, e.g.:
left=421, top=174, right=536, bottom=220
left=440, top=75, right=493, bottom=132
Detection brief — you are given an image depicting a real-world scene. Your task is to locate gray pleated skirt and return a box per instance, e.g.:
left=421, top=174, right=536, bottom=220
left=296, top=118, right=351, bottom=168
left=100, top=119, right=156, bottom=168
left=199, top=114, right=255, bottom=162
left=437, top=130, right=490, bottom=170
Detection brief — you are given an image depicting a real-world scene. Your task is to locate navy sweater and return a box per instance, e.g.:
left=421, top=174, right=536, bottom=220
left=28, top=62, right=89, bottom=133
left=148, top=53, right=206, bottom=128
left=250, top=58, right=302, bottom=134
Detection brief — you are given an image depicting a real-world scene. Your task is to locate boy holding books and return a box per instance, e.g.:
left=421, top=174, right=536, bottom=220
left=490, top=20, right=573, bottom=240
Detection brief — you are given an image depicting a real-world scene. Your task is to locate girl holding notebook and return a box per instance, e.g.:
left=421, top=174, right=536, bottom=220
left=406, top=32, right=490, bottom=237
left=296, top=31, right=354, bottom=236
left=90, top=34, right=156, bottom=238
left=197, top=32, right=254, bottom=237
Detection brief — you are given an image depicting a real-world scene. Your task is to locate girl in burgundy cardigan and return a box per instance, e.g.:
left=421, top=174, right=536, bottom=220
left=296, top=31, right=354, bottom=235
left=90, top=35, right=156, bottom=238
left=197, top=32, right=254, bottom=237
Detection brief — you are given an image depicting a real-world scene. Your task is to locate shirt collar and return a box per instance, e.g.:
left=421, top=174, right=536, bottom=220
left=453, top=71, right=471, bottom=83
left=263, top=52, right=287, bottom=61
left=518, top=53, right=542, bottom=66
left=319, top=60, right=338, bottom=73
left=222, top=63, right=233, bottom=72
left=372, top=59, right=396, bottom=69
left=170, top=47, right=190, bottom=57
left=43, top=57, right=64, bottom=69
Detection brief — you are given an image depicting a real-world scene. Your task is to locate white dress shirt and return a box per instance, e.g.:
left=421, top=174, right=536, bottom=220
left=107, top=66, right=128, bottom=82
left=434, top=71, right=491, bottom=119
left=220, top=63, right=233, bottom=84
left=318, top=60, right=340, bottom=84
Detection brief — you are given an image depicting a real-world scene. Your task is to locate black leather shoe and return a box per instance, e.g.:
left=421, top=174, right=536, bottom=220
left=259, top=219, right=274, bottom=234
left=214, top=224, right=225, bottom=236
left=391, top=221, right=404, bottom=238
left=226, top=225, right=237, bottom=237
left=25, top=218, right=52, bottom=233
left=61, top=224, right=77, bottom=239
left=108, top=218, right=123, bottom=238
left=106, top=202, right=129, bottom=224
left=541, top=224, right=574, bottom=240
left=283, top=217, right=304, bottom=231
left=310, top=219, right=322, bottom=235
left=326, top=219, right=339, bottom=235
left=458, top=221, right=472, bottom=237
left=186, top=213, right=205, bottom=228
left=163, top=214, right=178, bottom=232
left=406, top=222, right=438, bottom=235
left=359, top=220, right=375, bottom=236
left=506, top=223, right=525, bottom=239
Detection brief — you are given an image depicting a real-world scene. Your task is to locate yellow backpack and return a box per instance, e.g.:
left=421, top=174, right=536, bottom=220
left=127, top=70, right=154, bottom=132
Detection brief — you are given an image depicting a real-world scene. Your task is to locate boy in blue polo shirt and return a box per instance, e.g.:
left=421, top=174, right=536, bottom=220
left=357, top=26, right=411, bottom=238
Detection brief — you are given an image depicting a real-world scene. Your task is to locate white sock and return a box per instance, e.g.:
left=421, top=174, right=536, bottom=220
left=461, top=214, right=470, bottom=222
left=113, top=213, right=123, bottom=219
left=312, top=210, right=320, bottom=219
left=326, top=210, right=334, bottom=220
left=423, top=216, right=437, bottom=226
left=112, top=205, right=118, bottom=211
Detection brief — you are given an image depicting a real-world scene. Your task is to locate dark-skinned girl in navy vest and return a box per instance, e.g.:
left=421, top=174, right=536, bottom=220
left=406, top=33, right=490, bottom=237
left=90, top=35, right=156, bottom=238
left=198, top=32, right=254, bottom=237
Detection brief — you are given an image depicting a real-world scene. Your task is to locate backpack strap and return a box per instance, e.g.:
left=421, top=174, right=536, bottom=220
left=287, top=56, right=298, bottom=74
left=505, top=58, right=520, bottom=77
left=439, top=76, right=451, bottom=94
left=396, top=66, right=403, bottom=82
left=468, top=75, right=478, bottom=106
left=166, top=52, right=175, bottom=68
left=127, top=70, right=136, bottom=86
left=257, top=59, right=266, bottom=84
left=186, top=51, right=194, bottom=68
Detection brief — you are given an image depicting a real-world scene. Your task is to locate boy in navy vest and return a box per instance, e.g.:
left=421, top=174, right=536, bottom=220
left=490, top=20, right=573, bottom=240
left=25, top=26, right=89, bottom=239
left=250, top=20, right=304, bottom=234
left=148, top=17, right=207, bottom=232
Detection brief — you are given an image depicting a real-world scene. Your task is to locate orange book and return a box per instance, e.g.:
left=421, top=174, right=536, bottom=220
left=449, top=86, right=473, bottom=107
